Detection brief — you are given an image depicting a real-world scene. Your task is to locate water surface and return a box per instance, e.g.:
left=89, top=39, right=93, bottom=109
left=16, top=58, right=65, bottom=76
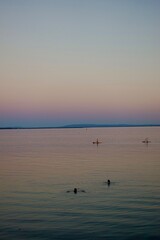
left=0, top=127, right=160, bottom=239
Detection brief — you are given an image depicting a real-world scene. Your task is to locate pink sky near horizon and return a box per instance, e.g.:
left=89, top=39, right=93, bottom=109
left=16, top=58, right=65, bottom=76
left=0, top=1, right=160, bottom=127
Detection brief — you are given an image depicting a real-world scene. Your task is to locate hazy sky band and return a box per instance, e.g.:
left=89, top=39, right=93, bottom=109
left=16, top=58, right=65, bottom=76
left=0, top=0, right=160, bottom=127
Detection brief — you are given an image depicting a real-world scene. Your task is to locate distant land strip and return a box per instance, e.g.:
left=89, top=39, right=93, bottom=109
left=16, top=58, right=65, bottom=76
left=0, top=124, right=160, bottom=130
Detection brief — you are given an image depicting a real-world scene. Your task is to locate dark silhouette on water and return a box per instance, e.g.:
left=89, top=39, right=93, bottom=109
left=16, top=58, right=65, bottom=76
left=103, top=179, right=111, bottom=186
left=92, top=138, right=102, bottom=145
left=142, top=138, right=151, bottom=144
left=66, top=188, right=86, bottom=194
left=107, top=179, right=111, bottom=186
left=74, top=188, right=77, bottom=194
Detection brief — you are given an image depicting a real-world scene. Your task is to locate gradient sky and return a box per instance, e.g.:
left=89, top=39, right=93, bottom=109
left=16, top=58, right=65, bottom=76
left=0, top=0, right=160, bottom=127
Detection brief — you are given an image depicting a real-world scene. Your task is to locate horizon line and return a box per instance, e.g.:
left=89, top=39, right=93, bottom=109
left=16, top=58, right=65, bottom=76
left=0, top=123, right=160, bottom=130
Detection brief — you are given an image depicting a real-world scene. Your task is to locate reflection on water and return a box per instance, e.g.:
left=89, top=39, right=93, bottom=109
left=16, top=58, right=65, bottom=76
left=0, top=127, right=160, bottom=240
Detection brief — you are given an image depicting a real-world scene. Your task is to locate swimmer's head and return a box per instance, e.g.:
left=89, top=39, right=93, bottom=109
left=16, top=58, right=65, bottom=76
left=107, top=180, right=111, bottom=185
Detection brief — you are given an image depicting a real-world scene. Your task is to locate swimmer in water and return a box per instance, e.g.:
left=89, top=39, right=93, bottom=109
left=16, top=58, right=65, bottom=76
left=74, top=188, right=77, bottom=194
left=66, top=188, right=86, bottom=194
left=107, top=179, right=111, bottom=186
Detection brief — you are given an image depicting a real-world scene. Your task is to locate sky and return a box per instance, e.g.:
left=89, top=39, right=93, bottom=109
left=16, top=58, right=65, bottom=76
left=0, top=0, right=160, bottom=127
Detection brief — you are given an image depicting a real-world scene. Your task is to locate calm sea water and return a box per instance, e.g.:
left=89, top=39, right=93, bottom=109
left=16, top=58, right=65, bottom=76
left=0, top=127, right=160, bottom=240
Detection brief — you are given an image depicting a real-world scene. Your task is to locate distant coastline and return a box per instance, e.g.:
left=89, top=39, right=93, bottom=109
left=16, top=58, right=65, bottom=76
left=0, top=123, right=160, bottom=130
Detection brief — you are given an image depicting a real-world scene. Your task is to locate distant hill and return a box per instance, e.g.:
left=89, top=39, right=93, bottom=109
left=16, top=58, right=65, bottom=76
left=0, top=123, right=160, bottom=130
left=60, top=123, right=160, bottom=128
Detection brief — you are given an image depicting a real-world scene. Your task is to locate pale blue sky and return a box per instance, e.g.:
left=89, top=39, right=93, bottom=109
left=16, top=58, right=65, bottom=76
left=0, top=0, right=160, bottom=127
